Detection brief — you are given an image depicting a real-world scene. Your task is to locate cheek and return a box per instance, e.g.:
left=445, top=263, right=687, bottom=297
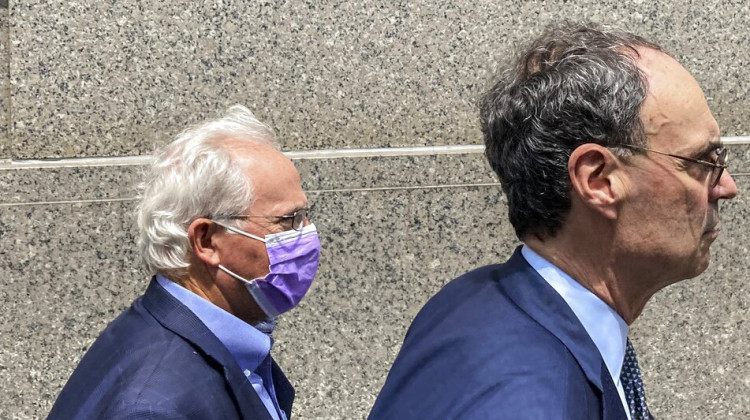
left=618, top=185, right=697, bottom=246
left=242, top=244, right=271, bottom=277
left=223, top=239, right=271, bottom=277
left=680, top=186, right=710, bottom=234
left=647, top=179, right=706, bottom=225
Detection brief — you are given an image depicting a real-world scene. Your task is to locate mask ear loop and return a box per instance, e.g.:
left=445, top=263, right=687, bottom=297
left=213, top=220, right=266, bottom=243
left=217, top=264, right=280, bottom=318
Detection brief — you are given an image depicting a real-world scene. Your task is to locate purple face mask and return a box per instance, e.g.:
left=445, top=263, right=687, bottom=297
left=215, top=222, right=321, bottom=318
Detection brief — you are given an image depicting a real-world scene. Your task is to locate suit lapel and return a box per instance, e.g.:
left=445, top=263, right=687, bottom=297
left=271, top=358, right=295, bottom=418
left=141, top=278, right=274, bottom=420
left=498, top=248, right=628, bottom=420
left=600, top=358, right=629, bottom=420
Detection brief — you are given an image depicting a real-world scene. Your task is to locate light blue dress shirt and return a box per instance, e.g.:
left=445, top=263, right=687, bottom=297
left=521, top=246, right=632, bottom=420
left=156, top=275, right=286, bottom=420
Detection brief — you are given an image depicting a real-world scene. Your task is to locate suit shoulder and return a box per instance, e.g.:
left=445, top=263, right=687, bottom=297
left=371, top=332, right=596, bottom=420
left=419, top=263, right=505, bottom=309
left=404, top=262, right=528, bottom=341
left=403, top=259, right=584, bottom=369
left=49, top=299, right=237, bottom=419
left=370, top=261, right=601, bottom=419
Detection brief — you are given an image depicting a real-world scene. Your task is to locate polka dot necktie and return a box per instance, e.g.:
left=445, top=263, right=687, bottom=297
left=620, top=339, right=653, bottom=420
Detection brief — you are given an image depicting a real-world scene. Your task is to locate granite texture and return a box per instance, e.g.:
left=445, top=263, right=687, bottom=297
left=729, top=143, right=750, bottom=175
left=1, top=154, right=747, bottom=419
left=6, top=0, right=750, bottom=158
left=0, top=165, right=145, bottom=204
left=0, top=7, right=8, bottom=158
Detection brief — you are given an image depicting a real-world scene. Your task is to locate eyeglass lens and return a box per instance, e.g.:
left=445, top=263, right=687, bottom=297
left=711, top=148, right=728, bottom=187
left=293, top=209, right=309, bottom=230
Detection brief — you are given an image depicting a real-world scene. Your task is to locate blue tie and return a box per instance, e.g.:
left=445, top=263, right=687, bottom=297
left=620, top=339, right=653, bottom=420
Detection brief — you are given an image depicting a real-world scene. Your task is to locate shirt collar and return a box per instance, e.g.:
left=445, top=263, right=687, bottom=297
left=521, top=245, right=629, bottom=385
left=156, top=274, right=272, bottom=372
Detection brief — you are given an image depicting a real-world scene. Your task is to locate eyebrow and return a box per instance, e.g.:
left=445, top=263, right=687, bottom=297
left=280, top=205, right=309, bottom=216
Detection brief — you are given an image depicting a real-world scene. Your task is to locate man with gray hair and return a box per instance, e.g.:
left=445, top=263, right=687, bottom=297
left=370, top=23, right=737, bottom=419
left=49, top=106, right=320, bottom=419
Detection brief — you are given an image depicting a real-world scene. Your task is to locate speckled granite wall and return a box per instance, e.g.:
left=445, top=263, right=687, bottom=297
left=1, top=0, right=749, bottom=419
left=4, top=0, right=750, bottom=158
left=1, top=147, right=748, bottom=419
left=0, top=6, right=9, bottom=157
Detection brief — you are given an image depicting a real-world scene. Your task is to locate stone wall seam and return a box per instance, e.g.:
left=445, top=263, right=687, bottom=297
left=1, top=138, right=749, bottom=170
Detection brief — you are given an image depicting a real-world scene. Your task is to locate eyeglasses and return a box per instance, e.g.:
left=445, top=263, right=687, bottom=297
left=621, top=144, right=728, bottom=188
left=221, top=208, right=311, bottom=231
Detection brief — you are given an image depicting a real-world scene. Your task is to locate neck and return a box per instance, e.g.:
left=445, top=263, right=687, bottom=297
left=174, top=273, right=213, bottom=301
left=523, top=231, right=658, bottom=325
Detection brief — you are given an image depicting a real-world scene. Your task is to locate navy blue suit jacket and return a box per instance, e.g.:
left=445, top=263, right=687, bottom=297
left=369, top=248, right=628, bottom=420
left=48, top=278, right=294, bottom=420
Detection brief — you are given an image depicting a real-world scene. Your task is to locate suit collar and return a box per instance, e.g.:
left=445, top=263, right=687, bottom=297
left=141, top=277, right=276, bottom=420
left=499, top=247, right=628, bottom=420
left=521, top=245, right=629, bottom=384
left=154, top=274, right=272, bottom=374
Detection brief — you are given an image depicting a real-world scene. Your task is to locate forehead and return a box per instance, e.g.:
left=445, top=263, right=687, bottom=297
left=233, top=143, right=307, bottom=214
left=636, top=48, right=720, bottom=153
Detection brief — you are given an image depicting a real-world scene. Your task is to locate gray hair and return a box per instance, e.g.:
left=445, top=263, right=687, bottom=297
left=137, top=105, right=279, bottom=277
left=479, top=22, right=662, bottom=240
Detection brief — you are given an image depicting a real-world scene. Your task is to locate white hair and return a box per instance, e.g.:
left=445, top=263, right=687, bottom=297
left=137, top=105, right=279, bottom=277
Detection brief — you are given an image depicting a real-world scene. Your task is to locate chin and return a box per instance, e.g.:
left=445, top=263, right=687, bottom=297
left=687, top=247, right=712, bottom=278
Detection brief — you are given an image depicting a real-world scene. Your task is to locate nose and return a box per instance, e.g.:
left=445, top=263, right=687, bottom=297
left=712, top=169, right=738, bottom=200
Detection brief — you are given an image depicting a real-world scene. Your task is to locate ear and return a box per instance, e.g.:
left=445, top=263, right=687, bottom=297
left=187, top=218, right=222, bottom=266
left=568, top=144, right=622, bottom=220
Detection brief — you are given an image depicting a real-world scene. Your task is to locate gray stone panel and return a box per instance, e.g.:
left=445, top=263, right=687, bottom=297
left=0, top=7, right=8, bottom=158
left=731, top=144, right=750, bottom=175
left=7, top=1, right=750, bottom=158
left=0, top=165, right=145, bottom=204
left=1, top=155, right=747, bottom=419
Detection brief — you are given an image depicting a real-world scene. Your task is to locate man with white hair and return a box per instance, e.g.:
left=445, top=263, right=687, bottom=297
left=48, top=106, right=320, bottom=420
